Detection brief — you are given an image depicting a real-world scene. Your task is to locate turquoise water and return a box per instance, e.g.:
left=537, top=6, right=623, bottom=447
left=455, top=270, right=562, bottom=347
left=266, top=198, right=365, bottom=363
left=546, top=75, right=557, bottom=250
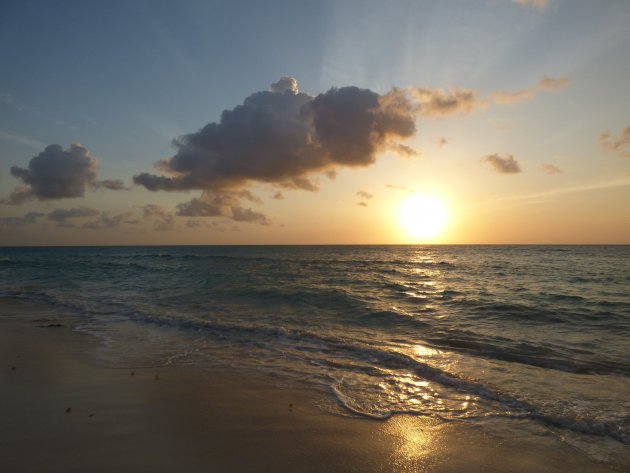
left=1, top=245, right=629, bottom=464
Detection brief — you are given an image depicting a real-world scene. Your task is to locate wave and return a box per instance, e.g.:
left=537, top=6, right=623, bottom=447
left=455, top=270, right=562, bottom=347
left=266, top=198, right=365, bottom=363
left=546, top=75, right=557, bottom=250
left=332, top=382, right=630, bottom=445
left=3, top=285, right=629, bottom=379
left=328, top=349, right=630, bottom=445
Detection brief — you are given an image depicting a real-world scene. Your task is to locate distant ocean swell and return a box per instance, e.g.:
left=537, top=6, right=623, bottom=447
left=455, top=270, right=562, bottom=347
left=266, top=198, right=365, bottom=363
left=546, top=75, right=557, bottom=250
left=1, top=246, right=629, bottom=456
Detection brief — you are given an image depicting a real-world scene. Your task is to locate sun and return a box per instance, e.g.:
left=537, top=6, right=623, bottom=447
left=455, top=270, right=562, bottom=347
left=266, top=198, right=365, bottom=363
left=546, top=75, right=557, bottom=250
left=399, top=193, right=449, bottom=241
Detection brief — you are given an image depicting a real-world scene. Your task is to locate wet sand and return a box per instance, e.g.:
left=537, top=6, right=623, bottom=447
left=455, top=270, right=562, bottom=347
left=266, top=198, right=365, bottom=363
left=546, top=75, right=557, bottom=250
left=0, top=300, right=619, bottom=472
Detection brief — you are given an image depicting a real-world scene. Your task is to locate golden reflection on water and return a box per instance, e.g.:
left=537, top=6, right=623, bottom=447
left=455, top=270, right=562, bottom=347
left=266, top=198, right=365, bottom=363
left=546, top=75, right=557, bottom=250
left=386, top=415, right=444, bottom=472
left=414, top=344, right=439, bottom=357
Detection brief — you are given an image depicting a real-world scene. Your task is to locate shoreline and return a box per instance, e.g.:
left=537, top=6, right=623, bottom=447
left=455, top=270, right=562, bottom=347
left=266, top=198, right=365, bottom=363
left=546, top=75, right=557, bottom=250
left=0, top=299, right=622, bottom=472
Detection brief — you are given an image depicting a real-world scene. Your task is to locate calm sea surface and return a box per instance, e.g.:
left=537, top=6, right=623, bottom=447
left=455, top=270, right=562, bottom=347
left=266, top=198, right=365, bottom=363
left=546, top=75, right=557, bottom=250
left=1, top=245, right=629, bottom=463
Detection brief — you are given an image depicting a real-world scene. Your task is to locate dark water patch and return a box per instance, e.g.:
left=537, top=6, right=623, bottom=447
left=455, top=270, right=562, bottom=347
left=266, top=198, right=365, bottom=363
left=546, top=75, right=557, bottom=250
left=542, top=292, right=586, bottom=302
left=530, top=411, right=630, bottom=446
left=423, top=331, right=630, bottom=377
left=462, top=300, right=568, bottom=324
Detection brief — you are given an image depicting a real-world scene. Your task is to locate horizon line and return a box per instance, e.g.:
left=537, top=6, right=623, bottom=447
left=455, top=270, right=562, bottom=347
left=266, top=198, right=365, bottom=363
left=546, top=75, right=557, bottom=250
left=1, top=243, right=629, bottom=248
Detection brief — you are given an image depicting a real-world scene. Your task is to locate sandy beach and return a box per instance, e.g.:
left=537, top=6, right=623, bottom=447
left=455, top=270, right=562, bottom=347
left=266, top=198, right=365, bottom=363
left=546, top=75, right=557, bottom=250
left=0, top=299, right=621, bottom=473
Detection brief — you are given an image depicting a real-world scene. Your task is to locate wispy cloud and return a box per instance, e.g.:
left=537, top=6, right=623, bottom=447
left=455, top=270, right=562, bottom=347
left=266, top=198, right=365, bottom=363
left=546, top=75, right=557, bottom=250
left=510, top=0, right=549, bottom=10
left=83, top=212, right=138, bottom=230
left=476, top=177, right=630, bottom=211
left=96, top=179, right=129, bottom=191
left=0, top=212, right=44, bottom=227
left=176, top=191, right=271, bottom=225
left=600, top=127, right=630, bottom=158
left=186, top=219, right=228, bottom=231
left=383, top=87, right=486, bottom=118
left=0, top=129, right=47, bottom=150
left=541, top=164, right=561, bottom=175
left=492, top=76, right=569, bottom=105
left=47, top=207, right=100, bottom=226
left=528, top=177, right=630, bottom=199
left=390, top=143, right=419, bottom=157
left=142, top=204, right=175, bottom=231
left=482, top=153, right=522, bottom=174
left=0, top=92, right=77, bottom=131
left=356, top=190, right=374, bottom=207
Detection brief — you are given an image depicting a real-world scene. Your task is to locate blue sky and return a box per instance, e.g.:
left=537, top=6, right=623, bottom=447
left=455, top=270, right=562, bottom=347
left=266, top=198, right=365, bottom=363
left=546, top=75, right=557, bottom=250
left=1, top=0, right=629, bottom=244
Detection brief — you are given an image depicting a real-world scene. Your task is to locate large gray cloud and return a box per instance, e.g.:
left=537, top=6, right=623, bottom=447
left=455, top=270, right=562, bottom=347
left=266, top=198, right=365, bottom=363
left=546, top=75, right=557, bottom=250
left=134, top=84, right=417, bottom=192
left=5, top=143, right=126, bottom=204
left=8, top=144, right=97, bottom=202
left=482, top=153, right=522, bottom=174
left=134, top=78, right=481, bottom=223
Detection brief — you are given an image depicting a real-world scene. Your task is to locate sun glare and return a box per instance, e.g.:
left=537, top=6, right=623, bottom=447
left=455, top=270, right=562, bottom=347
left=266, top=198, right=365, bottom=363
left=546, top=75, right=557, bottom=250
left=399, top=194, right=449, bottom=241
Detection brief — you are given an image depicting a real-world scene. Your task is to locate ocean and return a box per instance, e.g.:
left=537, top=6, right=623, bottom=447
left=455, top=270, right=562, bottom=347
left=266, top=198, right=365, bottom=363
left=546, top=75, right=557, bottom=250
left=1, top=245, right=629, bottom=464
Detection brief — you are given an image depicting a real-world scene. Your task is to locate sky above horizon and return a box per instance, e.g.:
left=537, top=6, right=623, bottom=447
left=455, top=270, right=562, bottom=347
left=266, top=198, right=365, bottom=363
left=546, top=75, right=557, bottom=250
left=1, top=0, right=629, bottom=245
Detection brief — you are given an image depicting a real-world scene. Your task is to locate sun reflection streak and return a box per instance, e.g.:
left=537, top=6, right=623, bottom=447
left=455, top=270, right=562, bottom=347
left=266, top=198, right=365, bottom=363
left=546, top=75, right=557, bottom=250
left=386, top=416, right=444, bottom=472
